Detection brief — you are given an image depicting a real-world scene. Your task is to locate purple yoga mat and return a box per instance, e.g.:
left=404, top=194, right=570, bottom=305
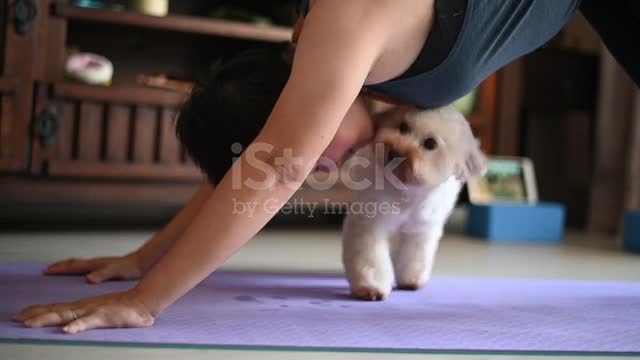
left=1, top=263, right=639, bottom=354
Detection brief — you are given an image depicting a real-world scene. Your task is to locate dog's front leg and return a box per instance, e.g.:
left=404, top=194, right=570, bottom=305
left=393, top=227, right=442, bottom=290
left=342, top=217, right=394, bottom=301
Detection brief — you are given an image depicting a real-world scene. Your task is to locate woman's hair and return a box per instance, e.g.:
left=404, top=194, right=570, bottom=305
left=175, top=43, right=293, bottom=185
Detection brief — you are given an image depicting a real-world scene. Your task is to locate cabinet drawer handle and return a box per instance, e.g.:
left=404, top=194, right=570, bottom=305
left=14, top=0, right=38, bottom=35
left=37, top=105, right=59, bottom=149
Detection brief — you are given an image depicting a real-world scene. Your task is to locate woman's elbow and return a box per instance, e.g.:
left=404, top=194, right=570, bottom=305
left=244, top=146, right=313, bottom=191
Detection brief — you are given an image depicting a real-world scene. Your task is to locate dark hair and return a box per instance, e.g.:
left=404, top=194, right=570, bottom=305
left=176, top=43, right=293, bottom=185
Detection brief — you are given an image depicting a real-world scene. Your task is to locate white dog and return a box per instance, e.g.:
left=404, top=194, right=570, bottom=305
left=341, top=105, right=486, bottom=301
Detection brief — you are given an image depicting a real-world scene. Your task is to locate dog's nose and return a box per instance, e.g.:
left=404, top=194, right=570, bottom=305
left=388, top=150, right=403, bottom=161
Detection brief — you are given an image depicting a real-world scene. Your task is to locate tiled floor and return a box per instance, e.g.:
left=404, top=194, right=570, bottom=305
left=0, top=227, right=638, bottom=360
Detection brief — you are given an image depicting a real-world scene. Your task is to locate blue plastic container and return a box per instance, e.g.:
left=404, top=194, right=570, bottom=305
left=623, top=210, right=640, bottom=253
left=466, top=202, right=565, bottom=243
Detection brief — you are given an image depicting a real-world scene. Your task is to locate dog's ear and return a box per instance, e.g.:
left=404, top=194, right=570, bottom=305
left=455, top=140, right=487, bottom=182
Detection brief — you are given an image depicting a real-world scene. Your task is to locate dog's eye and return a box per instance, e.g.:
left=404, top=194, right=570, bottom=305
left=399, top=122, right=410, bottom=134
left=423, top=137, right=438, bottom=151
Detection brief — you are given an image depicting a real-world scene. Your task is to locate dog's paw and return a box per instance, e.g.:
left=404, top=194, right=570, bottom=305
left=394, top=268, right=431, bottom=291
left=343, top=252, right=394, bottom=301
left=395, top=271, right=430, bottom=291
left=351, top=285, right=390, bottom=301
left=396, top=282, right=426, bottom=291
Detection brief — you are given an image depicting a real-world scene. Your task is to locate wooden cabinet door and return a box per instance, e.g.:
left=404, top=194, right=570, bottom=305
left=22, top=0, right=201, bottom=183
left=0, top=0, right=37, bottom=172
left=31, top=83, right=203, bottom=182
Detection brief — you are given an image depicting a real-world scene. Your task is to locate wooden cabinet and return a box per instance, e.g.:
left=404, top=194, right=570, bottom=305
left=0, top=0, right=37, bottom=172
left=1, top=0, right=501, bottom=219
left=1, top=0, right=296, bottom=209
left=27, top=0, right=294, bottom=185
left=30, top=82, right=198, bottom=181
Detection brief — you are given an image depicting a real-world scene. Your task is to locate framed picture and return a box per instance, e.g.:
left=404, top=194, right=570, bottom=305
left=467, top=156, right=538, bottom=204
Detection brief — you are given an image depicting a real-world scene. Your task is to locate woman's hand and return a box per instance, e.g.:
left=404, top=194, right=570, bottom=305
left=45, top=254, right=143, bottom=284
left=13, top=290, right=154, bottom=334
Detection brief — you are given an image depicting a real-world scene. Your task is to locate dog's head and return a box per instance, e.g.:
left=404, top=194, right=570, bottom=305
left=374, top=105, right=487, bottom=188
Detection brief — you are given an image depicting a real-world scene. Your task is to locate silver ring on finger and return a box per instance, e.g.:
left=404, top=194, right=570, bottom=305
left=71, top=310, right=78, bottom=320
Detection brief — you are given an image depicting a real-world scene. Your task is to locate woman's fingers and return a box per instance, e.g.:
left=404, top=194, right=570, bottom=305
left=46, top=257, right=142, bottom=283
left=24, top=308, right=88, bottom=328
left=15, top=299, right=86, bottom=322
left=86, top=261, right=141, bottom=284
left=45, top=258, right=86, bottom=274
left=45, top=258, right=109, bottom=275
left=62, top=306, right=155, bottom=334
left=16, top=291, right=155, bottom=334
left=13, top=304, right=56, bottom=322
left=62, top=311, right=105, bottom=334
left=86, top=264, right=119, bottom=284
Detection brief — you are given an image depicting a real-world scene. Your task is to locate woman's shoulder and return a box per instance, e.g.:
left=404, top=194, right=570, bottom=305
left=299, top=0, right=429, bottom=43
left=307, top=0, right=412, bottom=23
left=296, top=0, right=433, bottom=85
left=295, top=0, right=402, bottom=48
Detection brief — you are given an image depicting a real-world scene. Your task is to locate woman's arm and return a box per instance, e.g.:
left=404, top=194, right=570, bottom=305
left=16, top=0, right=394, bottom=332
left=131, top=182, right=214, bottom=273
left=135, top=0, right=390, bottom=315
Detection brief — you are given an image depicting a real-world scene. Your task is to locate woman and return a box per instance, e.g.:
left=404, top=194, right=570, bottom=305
left=15, top=0, right=638, bottom=333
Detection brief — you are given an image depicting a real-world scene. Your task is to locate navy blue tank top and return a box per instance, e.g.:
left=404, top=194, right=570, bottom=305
left=299, top=0, right=580, bottom=108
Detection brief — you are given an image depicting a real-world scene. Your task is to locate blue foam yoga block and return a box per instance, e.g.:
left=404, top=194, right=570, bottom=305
left=466, top=202, right=565, bottom=243
left=623, top=210, right=640, bottom=253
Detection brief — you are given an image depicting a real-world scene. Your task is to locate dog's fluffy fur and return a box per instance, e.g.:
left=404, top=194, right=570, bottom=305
left=342, top=105, right=487, bottom=301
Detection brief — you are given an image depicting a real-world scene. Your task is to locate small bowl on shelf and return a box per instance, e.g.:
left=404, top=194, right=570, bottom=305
left=132, top=0, right=169, bottom=17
